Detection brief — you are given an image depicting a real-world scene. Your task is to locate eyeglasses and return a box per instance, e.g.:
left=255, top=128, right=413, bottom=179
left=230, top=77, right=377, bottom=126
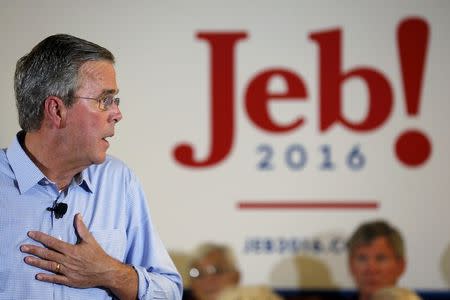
left=75, top=94, right=120, bottom=111
left=189, top=265, right=233, bottom=279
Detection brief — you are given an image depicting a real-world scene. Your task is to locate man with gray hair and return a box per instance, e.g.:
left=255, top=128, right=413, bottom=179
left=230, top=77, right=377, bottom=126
left=347, top=219, right=406, bottom=300
left=0, top=34, right=182, bottom=299
left=188, top=242, right=241, bottom=300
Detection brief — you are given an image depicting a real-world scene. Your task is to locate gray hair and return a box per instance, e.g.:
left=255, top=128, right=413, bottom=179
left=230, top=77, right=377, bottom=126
left=347, top=219, right=405, bottom=259
left=189, top=242, right=239, bottom=271
left=14, top=34, right=115, bottom=131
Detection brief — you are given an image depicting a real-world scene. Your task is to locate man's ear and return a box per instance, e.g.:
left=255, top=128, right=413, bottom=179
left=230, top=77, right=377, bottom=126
left=348, top=255, right=357, bottom=278
left=397, top=257, right=406, bottom=278
left=234, top=270, right=241, bottom=284
left=43, top=96, right=68, bottom=128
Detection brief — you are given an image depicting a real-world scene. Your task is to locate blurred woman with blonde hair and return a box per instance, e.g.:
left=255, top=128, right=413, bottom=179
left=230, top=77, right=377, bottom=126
left=372, top=287, right=422, bottom=300
left=217, top=285, right=283, bottom=300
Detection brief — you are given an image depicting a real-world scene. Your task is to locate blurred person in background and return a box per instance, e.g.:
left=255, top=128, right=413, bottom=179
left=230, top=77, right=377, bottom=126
left=372, top=286, right=422, bottom=300
left=346, top=220, right=406, bottom=300
left=188, top=243, right=240, bottom=300
left=217, top=285, right=284, bottom=300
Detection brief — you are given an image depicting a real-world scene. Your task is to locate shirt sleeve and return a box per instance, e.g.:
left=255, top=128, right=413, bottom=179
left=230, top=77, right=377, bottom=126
left=124, top=170, right=183, bottom=300
left=133, top=265, right=182, bottom=300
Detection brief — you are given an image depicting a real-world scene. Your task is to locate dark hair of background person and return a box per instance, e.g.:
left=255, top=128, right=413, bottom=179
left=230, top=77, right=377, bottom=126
left=346, top=219, right=405, bottom=258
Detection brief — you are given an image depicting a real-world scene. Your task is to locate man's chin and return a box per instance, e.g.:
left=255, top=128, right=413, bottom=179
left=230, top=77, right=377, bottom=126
left=201, top=291, right=221, bottom=300
left=361, top=284, right=382, bottom=297
left=91, top=154, right=107, bottom=165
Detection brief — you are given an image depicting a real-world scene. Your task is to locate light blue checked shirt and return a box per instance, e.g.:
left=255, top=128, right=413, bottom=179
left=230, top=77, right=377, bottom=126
left=0, top=132, right=182, bottom=300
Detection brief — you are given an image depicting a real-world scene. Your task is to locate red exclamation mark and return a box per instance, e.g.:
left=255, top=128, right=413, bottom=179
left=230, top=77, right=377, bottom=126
left=395, top=17, right=432, bottom=167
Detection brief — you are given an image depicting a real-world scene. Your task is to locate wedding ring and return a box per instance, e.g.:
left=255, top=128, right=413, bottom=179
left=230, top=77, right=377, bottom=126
left=55, top=263, right=61, bottom=273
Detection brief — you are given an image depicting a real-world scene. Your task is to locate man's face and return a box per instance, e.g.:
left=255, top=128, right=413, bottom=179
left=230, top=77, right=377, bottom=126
left=349, top=236, right=405, bottom=298
left=63, top=60, right=122, bottom=166
left=190, top=250, right=240, bottom=300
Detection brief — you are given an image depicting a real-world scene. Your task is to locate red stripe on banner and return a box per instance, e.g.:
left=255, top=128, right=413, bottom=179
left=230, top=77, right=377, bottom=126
left=238, top=201, right=379, bottom=210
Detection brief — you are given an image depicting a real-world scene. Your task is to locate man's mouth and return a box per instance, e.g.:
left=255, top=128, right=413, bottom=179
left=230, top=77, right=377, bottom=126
left=103, top=133, right=114, bottom=140
left=102, top=134, right=114, bottom=145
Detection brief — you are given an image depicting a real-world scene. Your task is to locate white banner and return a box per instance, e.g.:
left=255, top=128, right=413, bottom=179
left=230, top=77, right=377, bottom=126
left=0, top=0, right=449, bottom=291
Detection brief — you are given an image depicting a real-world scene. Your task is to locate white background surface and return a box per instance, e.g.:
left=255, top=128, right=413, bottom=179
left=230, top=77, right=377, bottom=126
left=0, top=0, right=449, bottom=290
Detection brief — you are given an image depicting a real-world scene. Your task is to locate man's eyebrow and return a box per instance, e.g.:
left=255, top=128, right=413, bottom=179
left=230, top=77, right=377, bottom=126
left=101, top=89, right=119, bottom=96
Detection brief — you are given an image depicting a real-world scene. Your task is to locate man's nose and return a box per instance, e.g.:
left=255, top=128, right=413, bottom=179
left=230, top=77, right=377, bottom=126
left=111, top=103, right=122, bottom=123
left=365, top=259, right=379, bottom=273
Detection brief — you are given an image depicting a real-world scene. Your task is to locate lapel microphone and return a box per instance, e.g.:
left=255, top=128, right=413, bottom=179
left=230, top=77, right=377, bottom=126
left=47, top=201, right=68, bottom=219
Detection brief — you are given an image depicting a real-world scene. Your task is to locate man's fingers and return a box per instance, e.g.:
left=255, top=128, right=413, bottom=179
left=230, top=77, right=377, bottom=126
left=24, top=255, right=63, bottom=274
left=26, top=231, right=71, bottom=253
left=35, top=272, right=69, bottom=285
left=20, top=243, right=65, bottom=263
left=74, top=213, right=93, bottom=243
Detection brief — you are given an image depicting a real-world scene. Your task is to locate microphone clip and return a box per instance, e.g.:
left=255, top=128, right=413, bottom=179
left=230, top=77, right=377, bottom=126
left=47, top=202, right=68, bottom=219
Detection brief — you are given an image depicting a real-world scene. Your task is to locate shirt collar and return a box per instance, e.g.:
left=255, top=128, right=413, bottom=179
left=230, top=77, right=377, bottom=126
left=77, top=169, right=93, bottom=192
left=6, top=131, right=93, bottom=194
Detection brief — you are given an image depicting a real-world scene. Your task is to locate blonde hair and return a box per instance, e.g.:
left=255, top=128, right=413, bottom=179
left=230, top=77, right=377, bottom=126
left=372, top=287, right=422, bottom=300
left=217, top=286, right=283, bottom=300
